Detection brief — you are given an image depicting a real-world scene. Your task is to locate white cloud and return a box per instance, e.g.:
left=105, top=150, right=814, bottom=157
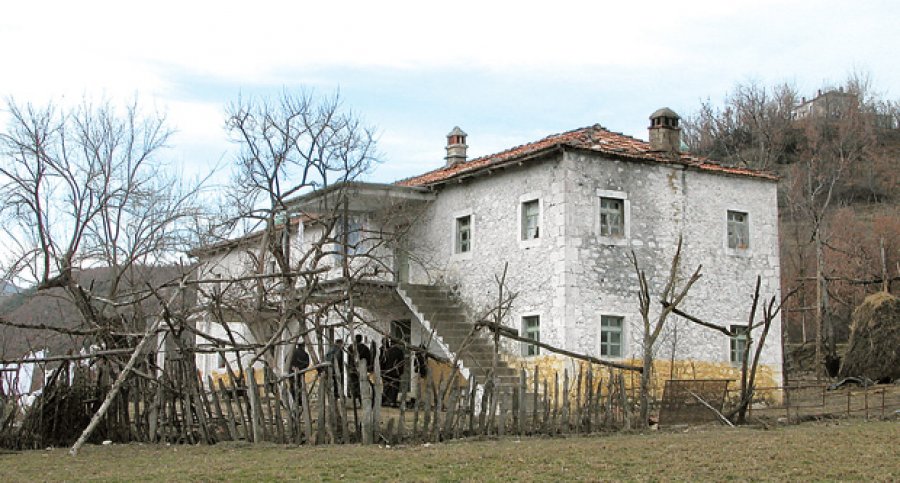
left=2, top=0, right=898, bottom=186
left=0, top=0, right=787, bottom=95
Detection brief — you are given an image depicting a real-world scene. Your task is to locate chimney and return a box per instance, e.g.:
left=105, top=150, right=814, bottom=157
left=648, top=107, right=681, bottom=153
left=445, top=126, right=467, bottom=167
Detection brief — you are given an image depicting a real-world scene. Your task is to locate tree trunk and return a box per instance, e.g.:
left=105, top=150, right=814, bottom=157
left=639, top=335, right=653, bottom=427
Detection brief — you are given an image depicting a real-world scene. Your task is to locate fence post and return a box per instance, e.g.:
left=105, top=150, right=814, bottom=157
left=784, top=385, right=791, bottom=424
left=846, top=389, right=851, bottom=417
left=864, top=384, right=868, bottom=420
left=247, top=369, right=263, bottom=443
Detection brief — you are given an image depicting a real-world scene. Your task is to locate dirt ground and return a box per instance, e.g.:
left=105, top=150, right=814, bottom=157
left=0, top=419, right=896, bottom=481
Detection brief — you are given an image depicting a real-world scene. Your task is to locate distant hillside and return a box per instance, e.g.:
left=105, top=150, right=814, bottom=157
left=683, top=79, right=900, bottom=349
left=0, top=281, right=20, bottom=296
left=0, top=265, right=194, bottom=360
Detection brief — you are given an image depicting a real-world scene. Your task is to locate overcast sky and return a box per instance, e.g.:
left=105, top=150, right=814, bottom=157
left=2, top=0, right=898, bottom=185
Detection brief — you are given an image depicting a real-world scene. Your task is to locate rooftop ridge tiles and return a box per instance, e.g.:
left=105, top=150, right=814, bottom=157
left=395, top=123, right=776, bottom=187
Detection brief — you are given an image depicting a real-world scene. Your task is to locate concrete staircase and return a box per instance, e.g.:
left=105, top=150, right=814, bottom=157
left=397, top=284, right=521, bottom=390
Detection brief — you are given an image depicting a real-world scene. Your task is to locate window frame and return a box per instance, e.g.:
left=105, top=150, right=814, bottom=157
left=517, top=192, right=543, bottom=248
left=456, top=215, right=471, bottom=254
left=599, top=314, right=625, bottom=358
left=729, top=324, right=749, bottom=365
left=726, top=209, right=750, bottom=254
left=595, top=189, right=630, bottom=246
left=451, top=209, right=474, bottom=260
left=521, top=314, right=541, bottom=357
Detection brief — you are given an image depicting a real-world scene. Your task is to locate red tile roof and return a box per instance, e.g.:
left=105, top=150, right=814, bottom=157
left=396, top=124, right=777, bottom=187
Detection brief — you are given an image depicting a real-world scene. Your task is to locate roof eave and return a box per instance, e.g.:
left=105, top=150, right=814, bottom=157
left=415, top=145, right=565, bottom=188
left=285, top=181, right=435, bottom=213
left=564, top=145, right=780, bottom=182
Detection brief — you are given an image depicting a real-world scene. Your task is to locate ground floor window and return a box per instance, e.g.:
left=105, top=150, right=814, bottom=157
left=730, top=325, right=748, bottom=364
left=600, top=315, right=624, bottom=357
left=522, top=315, right=540, bottom=356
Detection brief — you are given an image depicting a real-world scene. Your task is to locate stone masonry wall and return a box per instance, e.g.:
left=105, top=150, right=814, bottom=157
left=407, top=150, right=782, bottom=383
left=561, top=150, right=782, bottom=384
left=406, top=158, right=568, bottom=356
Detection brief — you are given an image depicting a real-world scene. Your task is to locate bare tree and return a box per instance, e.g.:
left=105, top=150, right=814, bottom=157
left=683, top=82, right=799, bottom=171
left=683, top=74, right=898, bottom=378
left=0, top=97, right=204, bottom=349
left=193, top=89, right=394, bottom=382
left=0, top=97, right=209, bottom=453
left=629, top=236, right=702, bottom=428
left=666, top=278, right=796, bottom=424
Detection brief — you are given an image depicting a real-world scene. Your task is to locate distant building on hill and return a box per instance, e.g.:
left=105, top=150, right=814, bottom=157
left=792, top=88, right=858, bottom=121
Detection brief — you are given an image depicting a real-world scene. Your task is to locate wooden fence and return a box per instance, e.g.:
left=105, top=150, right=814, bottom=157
left=5, top=356, right=894, bottom=450
left=0, top=355, right=640, bottom=449
left=730, top=382, right=900, bottom=423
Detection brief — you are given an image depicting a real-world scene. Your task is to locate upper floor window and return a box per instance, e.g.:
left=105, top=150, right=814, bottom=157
left=521, top=199, right=540, bottom=240
left=599, top=197, right=625, bottom=238
left=600, top=315, right=624, bottom=358
left=522, top=315, right=540, bottom=356
left=455, top=215, right=471, bottom=254
left=727, top=210, right=749, bottom=250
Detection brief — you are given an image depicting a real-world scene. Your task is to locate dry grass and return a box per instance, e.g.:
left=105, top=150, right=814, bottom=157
left=0, top=420, right=896, bottom=481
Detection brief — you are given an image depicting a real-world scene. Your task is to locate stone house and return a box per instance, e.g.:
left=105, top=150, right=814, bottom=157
left=190, top=108, right=783, bottom=393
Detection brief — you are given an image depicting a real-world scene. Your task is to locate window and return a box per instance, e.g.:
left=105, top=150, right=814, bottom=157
left=730, top=325, right=748, bottom=364
left=521, top=199, right=540, bottom=240
left=727, top=210, right=749, bottom=250
left=522, top=315, right=540, bottom=356
left=455, top=215, right=471, bottom=254
left=599, top=197, right=625, bottom=238
left=600, top=315, right=624, bottom=357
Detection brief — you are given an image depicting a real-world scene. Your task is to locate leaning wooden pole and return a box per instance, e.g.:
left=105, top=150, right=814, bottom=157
left=69, top=317, right=162, bottom=455
left=70, top=277, right=189, bottom=456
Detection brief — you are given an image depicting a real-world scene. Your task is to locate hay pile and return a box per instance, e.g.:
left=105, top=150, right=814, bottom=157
left=838, top=292, right=900, bottom=382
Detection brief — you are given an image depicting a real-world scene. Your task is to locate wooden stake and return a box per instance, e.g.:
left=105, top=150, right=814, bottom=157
left=562, top=369, right=570, bottom=434
left=358, top=359, right=373, bottom=444
left=247, top=369, right=263, bottom=442
left=518, top=368, right=526, bottom=436
left=69, top=317, right=162, bottom=456
left=213, top=378, right=237, bottom=440
left=398, top=390, right=407, bottom=441
left=412, top=375, right=421, bottom=441
left=575, top=365, right=584, bottom=433
left=300, top=374, right=313, bottom=444
left=542, top=378, right=550, bottom=434
left=552, top=371, right=559, bottom=433
left=465, top=376, right=476, bottom=436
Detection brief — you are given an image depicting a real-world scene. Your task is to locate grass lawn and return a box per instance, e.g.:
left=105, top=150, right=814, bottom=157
left=0, top=420, right=896, bottom=481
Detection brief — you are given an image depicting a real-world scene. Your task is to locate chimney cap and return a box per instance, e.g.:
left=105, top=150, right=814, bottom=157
left=649, top=107, right=680, bottom=121
left=447, top=126, right=467, bottom=138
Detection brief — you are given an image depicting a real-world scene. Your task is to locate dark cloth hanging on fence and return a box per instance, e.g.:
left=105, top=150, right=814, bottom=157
left=415, top=349, right=428, bottom=378
left=381, top=342, right=405, bottom=407
left=325, top=340, right=345, bottom=397
left=348, top=335, right=372, bottom=400
left=290, top=343, right=310, bottom=408
left=290, top=344, right=310, bottom=373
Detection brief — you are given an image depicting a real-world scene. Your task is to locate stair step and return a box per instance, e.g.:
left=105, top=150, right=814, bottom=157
left=419, top=311, right=466, bottom=320
left=402, top=283, right=523, bottom=389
